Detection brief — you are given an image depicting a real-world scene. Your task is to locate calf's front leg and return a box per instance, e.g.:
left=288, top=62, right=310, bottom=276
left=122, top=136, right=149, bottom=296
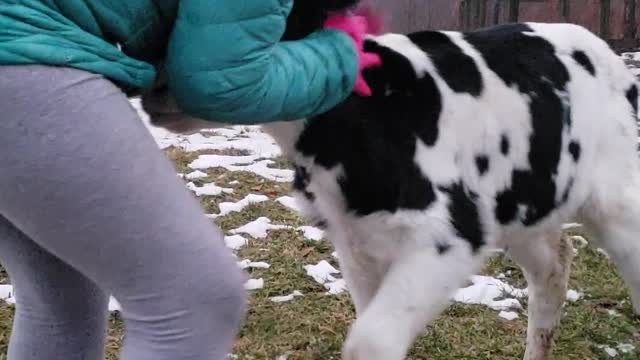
left=341, top=240, right=483, bottom=360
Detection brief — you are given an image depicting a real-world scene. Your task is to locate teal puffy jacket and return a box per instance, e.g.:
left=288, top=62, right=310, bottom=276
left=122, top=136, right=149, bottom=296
left=0, top=0, right=358, bottom=123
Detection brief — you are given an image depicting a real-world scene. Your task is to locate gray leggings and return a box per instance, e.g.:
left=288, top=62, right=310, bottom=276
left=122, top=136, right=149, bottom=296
left=0, top=65, right=247, bottom=360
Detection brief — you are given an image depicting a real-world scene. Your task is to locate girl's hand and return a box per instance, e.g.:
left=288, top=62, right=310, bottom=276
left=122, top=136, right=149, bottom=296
left=141, top=89, right=223, bottom=134
left=324, top=11, right=383, bottom=97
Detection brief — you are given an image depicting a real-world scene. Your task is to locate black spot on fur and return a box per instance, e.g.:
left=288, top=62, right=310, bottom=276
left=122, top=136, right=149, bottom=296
left=563, top=101, right=572, bottom=127
left=293, top=166, right=315, bottom=200
left=496, top=169, right=560, bottom=226
left=293, top=165, right=309, bottom=189
left=475, top=155, right=489, bottom=176
left=363, top=40, right=445, bottom=147
left=314, top=220, right=328, bottom=229
left=295, top=40, right=441, bottom=215
left=500, top=134, right=510, bottom=155
left=408, top=31, right=483, bottom=97
left=440, top=182, right=484, bottom=252
left=465, top=24, right=570, bottom=226
left=465, top=24, right=570, bottom=91
left=571, top=50, right=596, bottom=76
left=627, top=84, right=638, bottom=117
left=303, top=191, right=315, bottom=201
left=568, top=141, right=581, bottom=162
left=436, top=242, right=452, bottom=254
left=495, top=188, right=518, bottom=224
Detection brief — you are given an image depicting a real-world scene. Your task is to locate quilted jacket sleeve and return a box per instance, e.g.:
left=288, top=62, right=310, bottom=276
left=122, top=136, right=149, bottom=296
left=165, top=0, right=358, bottom=124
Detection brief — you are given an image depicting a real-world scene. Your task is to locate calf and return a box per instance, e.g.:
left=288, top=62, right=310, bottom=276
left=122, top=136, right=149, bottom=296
left=265, top=8, right=640, bottom=360
left=147, top=3, right=640, bottom=359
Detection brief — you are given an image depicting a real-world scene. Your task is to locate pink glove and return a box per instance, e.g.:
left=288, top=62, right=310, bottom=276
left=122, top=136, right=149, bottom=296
left=324, top=11, right=383, bottom=97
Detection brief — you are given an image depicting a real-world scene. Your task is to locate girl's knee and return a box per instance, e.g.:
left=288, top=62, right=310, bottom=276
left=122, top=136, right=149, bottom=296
left=202, top=264, right=247, bottom=320
left=118, top=256, right=247, bottom=355
left=179, top=253, right=248, bottom=327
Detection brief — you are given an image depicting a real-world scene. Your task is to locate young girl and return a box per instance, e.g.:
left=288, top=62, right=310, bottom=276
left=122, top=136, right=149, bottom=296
left=0, top=1, right=379, bottom=359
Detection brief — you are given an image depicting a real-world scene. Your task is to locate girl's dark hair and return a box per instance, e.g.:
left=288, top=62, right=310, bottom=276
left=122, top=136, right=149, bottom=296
left=282, top=0, right=360, bottom=41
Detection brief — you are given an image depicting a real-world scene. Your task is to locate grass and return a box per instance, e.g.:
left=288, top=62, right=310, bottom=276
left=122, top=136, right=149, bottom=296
left=0, top=146, right=638, bottom=360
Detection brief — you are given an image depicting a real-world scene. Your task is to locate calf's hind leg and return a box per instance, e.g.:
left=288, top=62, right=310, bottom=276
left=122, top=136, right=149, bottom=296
left=506, top=231, right=573, bottom=360
left=582, top=180, right=640, bottom=315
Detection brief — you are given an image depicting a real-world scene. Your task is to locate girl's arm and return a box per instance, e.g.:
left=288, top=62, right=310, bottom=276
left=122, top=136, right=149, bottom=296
left=164, top=0, right=374, bottom=124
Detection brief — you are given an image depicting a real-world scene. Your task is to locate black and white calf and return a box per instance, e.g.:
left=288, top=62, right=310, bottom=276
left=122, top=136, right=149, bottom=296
left=145, top=8, right=640, bottom=360
left=263, top=20, right=640, bottom=360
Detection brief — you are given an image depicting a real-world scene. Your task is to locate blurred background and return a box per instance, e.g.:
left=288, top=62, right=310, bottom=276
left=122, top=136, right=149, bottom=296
left=370, top=0, right=639, bottom=52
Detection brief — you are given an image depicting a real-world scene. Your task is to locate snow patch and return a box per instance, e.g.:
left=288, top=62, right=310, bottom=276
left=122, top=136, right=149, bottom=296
left=230, top=217, right=291, bottom=239
left=237, top=260, right=271, bottom=269
left=189, top=155, right=293, bottom=182
left=224, top=235, right=249, bottom=250
left=597, top=343, right=636, bottom=357
left=138, top=114, right=283, bottom=157
left=297, top=226, right=325, bottom=241
left=208, top=194, right=269, bottom=218
left=270, top=290, right=304, bottom=303
left=498, top=311, right=519, bottom=321
left=230, top=161, right=293, bottom=182
left=190, top=154, right=260, bottom=169
left=184, top=129, right=282, bottom=157
left=566, top=289, right=582, bottom=302
left=276, top=196, right=300, bottom=212
left=569, top=235, right=588, bottom=247
left=598, top=345, right=619, bottom=357
left=0, top=285, right=15, bottom=304
left=304, top=260, right=347, bottom=295
left=186, top=182, right=233, bottom=196
left=562, top=222, right=583, bottom=230
left=244, top=278, right=264, bottom=290
left=108, top=297, right=121, bottom=311
left=607, top=309, right=621, bottom=317
left=324, top=279, right=348, bottom=295
left=230, top=217, right=321, bottom=241
left=617, top=343, right=635, bottom=353
left=304, top=260, right=340, bottom=284
left=453, top=275, right=526, bottom=311
left=185, top=170, right=208, bottom=180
